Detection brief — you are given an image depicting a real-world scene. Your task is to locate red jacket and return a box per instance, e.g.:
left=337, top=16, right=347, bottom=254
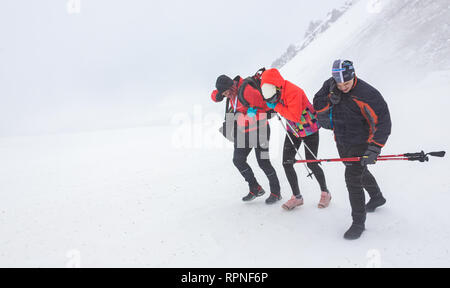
left=260, top=68, right=309, bottom=123
left=211, top=76, right=270, bottom=132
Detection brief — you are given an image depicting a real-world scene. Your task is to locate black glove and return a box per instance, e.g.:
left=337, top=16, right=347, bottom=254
left=215, top=93, right=225, bottom=102
left=329, top=92, right=341, bottom=105
left=361, top=145, right=381, bottom=166
left=329, top=80, right=342, bottom=105
left=317, top=111, right=333, bottom=130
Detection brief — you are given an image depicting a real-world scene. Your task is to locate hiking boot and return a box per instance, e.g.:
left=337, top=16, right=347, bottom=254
left=343, top=223, right=365, bottom=240
left=265, top=193, right=282, bottom=205
left=282, top=195, right=304, bottom=210
left=366, top=195, right=386, bottom=212
left=318, top=191, right=332, bottom=209
left=242, top=185, right=265, bottom=202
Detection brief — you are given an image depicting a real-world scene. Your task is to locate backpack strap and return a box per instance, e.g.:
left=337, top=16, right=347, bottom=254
left=237, top=78, right=252, bottom=108
left=255, top=67, right=266, bottom=79
left=224, top=97, right=230, bottom=120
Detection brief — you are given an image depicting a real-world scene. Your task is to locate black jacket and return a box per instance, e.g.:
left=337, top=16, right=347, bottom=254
left=313, top=77, right=391, bottom=148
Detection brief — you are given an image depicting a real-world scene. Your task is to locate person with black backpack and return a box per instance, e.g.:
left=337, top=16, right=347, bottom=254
left=211, top=70, right=282, bottom=204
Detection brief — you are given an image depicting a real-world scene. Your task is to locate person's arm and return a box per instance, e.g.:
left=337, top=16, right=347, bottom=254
left=353, top=91, right=392, bottom=148
left=211, top=90, right=224, bottom=102
left=240, top=85, right=264, bottom=119
left=357, top=90, right=392, bottom=165
left=273, top=88, right=304, bottom=122
left=313, top=79, right=333, bottom=130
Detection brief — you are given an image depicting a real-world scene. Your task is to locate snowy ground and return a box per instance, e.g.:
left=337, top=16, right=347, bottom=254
left=0, top=113, right=448, bottom=267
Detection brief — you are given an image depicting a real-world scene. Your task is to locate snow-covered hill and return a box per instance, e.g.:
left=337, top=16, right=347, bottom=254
left=272, top=1, right=354, bottom=69
left=281, top=0, right=450, bottom=164
left=0, top=0, right=449, bottom=267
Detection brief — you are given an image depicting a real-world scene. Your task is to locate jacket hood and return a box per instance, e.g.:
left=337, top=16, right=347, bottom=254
left=261, top=68, right=285, bottom=88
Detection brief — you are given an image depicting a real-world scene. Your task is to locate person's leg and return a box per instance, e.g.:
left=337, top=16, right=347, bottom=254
left=304, top=132, right=331, bottom=208
left=346, top=143, right=384, bottom=206
left=232, top=146, right=258, bottom=190
left=362, top=163, right=386, bottom=212
left=303, top=132, right=328, bottom=192
left=255, top=124, right=281, bottom=204
left=337, top=144, right=367, bottom=239
left=346, top=145, right=369, bottom=224
left=345, top=164, right=367, bottom=225
left=362, top=168, right=382, bottom=198
left=343, top=162, right=368, bottom=239
left=282, top=131, right=302, bottom=197
left=255, top=146, right=281, bottom=206
left=281, top=131, right=304, bottom=209
left=255, top=147, right=280, bottom=195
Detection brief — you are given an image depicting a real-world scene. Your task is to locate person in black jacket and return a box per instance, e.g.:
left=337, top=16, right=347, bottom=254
left=313, top=59, right=392, bottom=240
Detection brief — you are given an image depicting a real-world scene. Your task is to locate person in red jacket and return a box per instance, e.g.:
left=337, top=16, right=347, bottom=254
left=260, top=68, right=330, bottom=210
left=211, top=74, right=281, bottom=204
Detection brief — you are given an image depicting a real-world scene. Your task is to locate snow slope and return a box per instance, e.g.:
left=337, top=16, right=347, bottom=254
left=1, top=0, right=449, bottom=267
left=272, top=1, right=354, bottom=69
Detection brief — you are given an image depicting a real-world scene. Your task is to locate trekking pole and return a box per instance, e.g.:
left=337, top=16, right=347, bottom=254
left=295, top=151, right=446, bottom=164
left=275, top=113, right=314, bottom=179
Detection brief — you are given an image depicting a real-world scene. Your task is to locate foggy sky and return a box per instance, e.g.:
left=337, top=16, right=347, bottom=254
left=0, top=0, right=348, bottom=136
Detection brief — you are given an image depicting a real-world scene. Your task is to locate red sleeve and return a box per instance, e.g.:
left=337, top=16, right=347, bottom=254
left=274, top=88, right=306, bottom=122
left=211, top=90, right=222, bottom=102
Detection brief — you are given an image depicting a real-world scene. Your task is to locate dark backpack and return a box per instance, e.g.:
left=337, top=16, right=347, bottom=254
left=219, top=96, right=235, bottom=142
left=237, top=68, right=266, bottom=109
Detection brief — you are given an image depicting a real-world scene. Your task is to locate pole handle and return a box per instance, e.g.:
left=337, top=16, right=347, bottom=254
left=428, top=151, right=446, bottom=157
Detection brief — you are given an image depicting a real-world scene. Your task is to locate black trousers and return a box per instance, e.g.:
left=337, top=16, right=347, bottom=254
left=337, top=143, right=382, bottom=225
left=232, top=125, right=280, bottom=195
left=282, top=131, right=328, bottom=196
